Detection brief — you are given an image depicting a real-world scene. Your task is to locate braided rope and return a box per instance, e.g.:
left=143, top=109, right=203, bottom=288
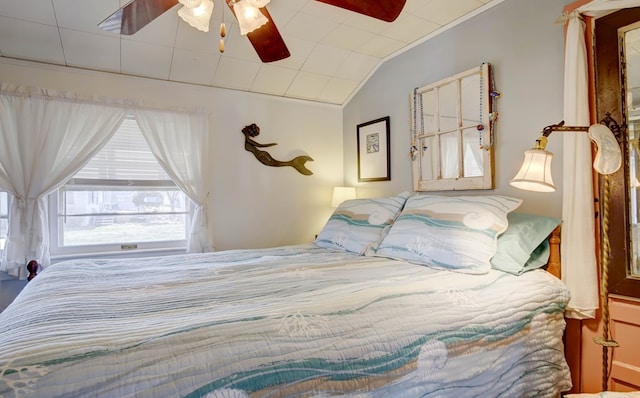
left=593, top=173, right=619, bottom=391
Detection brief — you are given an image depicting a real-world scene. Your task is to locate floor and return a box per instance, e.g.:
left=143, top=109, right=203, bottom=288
left=0, top=279, right=27, bottom=312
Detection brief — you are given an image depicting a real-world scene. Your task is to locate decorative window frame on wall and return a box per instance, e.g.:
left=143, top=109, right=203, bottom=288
left=409, top=63, right=497, bottom=191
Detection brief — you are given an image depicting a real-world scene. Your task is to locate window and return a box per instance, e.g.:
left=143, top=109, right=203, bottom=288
left=410, top=63, right=495, bottom=191
left=49, top=118, right=189, bottom=257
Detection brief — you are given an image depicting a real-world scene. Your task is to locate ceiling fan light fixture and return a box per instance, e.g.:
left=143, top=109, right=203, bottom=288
left=233, top=0, right=269, bottom=35
left=246, top=0, right=271, bottom=8
left=178, top=0, right=214, bottom=32
left=178, top=0, right=203, bottom=9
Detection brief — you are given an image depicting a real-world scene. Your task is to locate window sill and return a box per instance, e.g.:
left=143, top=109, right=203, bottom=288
left=51, top=247, right=187, bottom=264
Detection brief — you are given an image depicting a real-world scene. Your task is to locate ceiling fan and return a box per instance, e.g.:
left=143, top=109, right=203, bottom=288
left=98, top=0, right=407, bottom=63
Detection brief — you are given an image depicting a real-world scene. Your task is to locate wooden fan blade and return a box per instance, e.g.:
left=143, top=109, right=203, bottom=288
left=246, top=7, right=290, bottom=63
left=315, top=0, right=406, bottom=22
left=99, top=0, right=178, bottom=35
left=225, top=2, right=290, bottom=63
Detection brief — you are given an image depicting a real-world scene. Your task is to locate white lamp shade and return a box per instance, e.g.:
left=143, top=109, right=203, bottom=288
left=178, top=0, right=214, bottom=32
left=331, top=187, right=356, bottom=207
left=233, top=1, right=269, bottom=35
left=510, top=148, right=556, bottom=192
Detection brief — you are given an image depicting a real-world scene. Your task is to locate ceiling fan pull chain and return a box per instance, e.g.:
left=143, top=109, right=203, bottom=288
left=219, top=4, right=227, bottom=53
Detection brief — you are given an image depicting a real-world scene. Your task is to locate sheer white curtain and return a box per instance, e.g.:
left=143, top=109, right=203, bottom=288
left=465, top=140, right=484, bottom=174
left=0, top=84, right=126, bottom=278
left=562, top=13, right=599, bottom=319
left=440, top=134, right=460, bottom=178
left=133, top=109, right=211, bottom=252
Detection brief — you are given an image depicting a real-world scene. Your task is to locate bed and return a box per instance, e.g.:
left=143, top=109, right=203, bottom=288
left=0, top=193, right=572, bottom=397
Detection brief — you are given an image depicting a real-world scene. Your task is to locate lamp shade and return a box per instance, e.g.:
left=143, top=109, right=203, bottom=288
left=178, top=0, right=214, bottom=32
left=510, top=148, right=556, bottom=192
left=331, top=187, right=356, bottom=207
left=233, top=1, right=269, bottom=35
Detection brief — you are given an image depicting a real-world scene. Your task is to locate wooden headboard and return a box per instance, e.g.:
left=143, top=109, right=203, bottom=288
left=546, top=225, right=561, bottom=279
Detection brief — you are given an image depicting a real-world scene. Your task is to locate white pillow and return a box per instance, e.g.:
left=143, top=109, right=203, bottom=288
left=375, top=195, right=522, bottom=274
left=315, top=192, right=411, bottom=255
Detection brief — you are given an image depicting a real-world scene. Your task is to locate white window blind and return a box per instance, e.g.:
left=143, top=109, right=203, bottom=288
left=73, top=118, right=170, bottom=181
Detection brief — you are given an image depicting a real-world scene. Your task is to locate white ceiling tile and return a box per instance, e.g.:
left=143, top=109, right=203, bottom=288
left=273, top=36, right=314, bottom=70
left=301, top=1, right=351, bottom=24
left=0, top=0, right=58, bottom=25
left=54, top=0, right=120, bottom=33
left=59, top=28, right=121, bottom=72
left=175, top=18, right=220, bottom=53
left=212, top=56, right=261, bottom=91
left=270, top=0, right=312, bottom=14
left=403, top=0, right=427, bottom=14
left=122, top=6, right=180, bottom=47
left=333, top=52, right=379, bottom=81
left=301, top=43, right=349, bottom=76
left=413, top=0, right=485, bottom=25
left=0, top=17, right=65, bottom=65
left=280, top=11, right=337, bottom=43
left=341, top=12, right=393, bottom=34
left=250, top=64, right=297, bottom=96
left=380, top=14, right=440, bottom=44
left=357, top=35, right=405, bottom=59
left=285, top=71, right=330, bottom=100
left=120, top=39, right=174, bottom=80
left=262, top=3, right=297, bottom=29
left=220, top=29, right=263, bottom=62
left=169, top=47, right=219, bottom=85
left=321, top=24, right=375, bottom=52
left=317, top=77, right=358, bottom=104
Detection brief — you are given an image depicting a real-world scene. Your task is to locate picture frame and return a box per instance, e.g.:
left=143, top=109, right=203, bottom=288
left=357, top=116, right=391, bottom=182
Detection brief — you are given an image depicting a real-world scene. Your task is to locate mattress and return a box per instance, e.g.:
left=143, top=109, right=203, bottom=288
left=0, top=244, right=572, bottom=397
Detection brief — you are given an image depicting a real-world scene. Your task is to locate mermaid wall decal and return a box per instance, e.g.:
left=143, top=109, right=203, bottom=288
left=241, top=123, right=314, bottom=176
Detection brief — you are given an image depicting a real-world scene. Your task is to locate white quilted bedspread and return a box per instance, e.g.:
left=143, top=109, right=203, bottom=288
left=0, top=244, right=572, bottom=397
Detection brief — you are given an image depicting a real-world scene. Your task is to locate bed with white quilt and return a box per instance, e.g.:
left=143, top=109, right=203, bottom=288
left=0, top=193, right=572, bottom=397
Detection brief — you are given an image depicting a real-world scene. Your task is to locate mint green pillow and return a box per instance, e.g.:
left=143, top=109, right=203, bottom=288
left=491, top=212, right=562, bottom=275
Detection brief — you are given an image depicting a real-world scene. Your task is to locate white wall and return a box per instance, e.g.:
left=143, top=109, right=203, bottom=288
left=343, top=0, right=566, bottom=217
left=0, top=58, right=344, bottom=251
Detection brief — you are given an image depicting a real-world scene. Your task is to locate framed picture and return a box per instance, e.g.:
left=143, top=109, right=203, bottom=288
left=357, top=116, right=390, bottom=182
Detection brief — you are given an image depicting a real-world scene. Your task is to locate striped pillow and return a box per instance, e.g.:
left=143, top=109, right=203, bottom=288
left=375, top=195, right=522, bottom=274
left=315, top=192, right=411, bottom=255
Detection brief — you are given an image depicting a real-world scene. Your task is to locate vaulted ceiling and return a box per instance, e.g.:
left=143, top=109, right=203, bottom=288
left=0, top=0, right=497, bottom=105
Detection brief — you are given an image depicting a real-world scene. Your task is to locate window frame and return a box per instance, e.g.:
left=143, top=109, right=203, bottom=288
left=48, top=118, right=191, bottom=260
left=595, top=8, right=640, bottom=299
left=410, top=63, right=495, bottom=192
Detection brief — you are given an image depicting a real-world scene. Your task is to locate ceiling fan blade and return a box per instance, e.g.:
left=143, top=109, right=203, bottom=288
left=225, top=2, right=290, bottom=63
left=99, top=0, right=178, bottom=35
left=315, top=0, right=406, bottom=22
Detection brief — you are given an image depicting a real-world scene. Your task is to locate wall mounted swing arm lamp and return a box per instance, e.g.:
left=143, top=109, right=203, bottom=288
left=510, top=116, right=623, bottom=193
left=510, top=115, right=624, bottom=387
